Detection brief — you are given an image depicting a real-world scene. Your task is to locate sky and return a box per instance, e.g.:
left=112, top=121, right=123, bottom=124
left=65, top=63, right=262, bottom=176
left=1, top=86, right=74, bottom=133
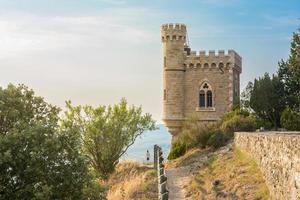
left=0, top=0, right=299, bottom=122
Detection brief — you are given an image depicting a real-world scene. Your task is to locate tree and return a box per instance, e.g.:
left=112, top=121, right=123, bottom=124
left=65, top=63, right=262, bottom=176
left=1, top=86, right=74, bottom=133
left=240, top=82, right=253, bottom=112
left=0, top=84, right=59, bottom=135
left=61, top=98, right=156, bottom=180
left=0, top=84, right=101, bottom=199
left=280, top=107, right=300, bottom=131
left=249, top=73, right=285, bottom=129
left=278, top=29, right=300, bottom=111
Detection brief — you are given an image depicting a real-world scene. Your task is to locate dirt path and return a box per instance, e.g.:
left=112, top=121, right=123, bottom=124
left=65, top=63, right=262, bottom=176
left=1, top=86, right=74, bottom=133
left=165, top=166, right=191, bottom=200
left=165, top=145, right=232, bottom=200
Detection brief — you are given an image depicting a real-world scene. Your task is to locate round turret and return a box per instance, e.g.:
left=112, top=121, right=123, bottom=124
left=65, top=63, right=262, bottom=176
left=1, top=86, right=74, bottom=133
left=161, top=23, right=187, bottom=137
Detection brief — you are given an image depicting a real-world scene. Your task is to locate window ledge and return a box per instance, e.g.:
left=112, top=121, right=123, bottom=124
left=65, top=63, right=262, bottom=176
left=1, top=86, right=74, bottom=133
left=196, top=107, right=216, bottom=112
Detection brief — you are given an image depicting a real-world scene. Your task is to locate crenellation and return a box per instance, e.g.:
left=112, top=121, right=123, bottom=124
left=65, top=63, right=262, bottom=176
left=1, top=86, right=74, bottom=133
left=190, top=51, right=197, bottom=56
left=199, top=51, right=206, bottom=56
left=161, top=23, right=242, bottom=137
left=209, top=50, right=215, bottom=56
left=218, top=50, right=225, bottom=56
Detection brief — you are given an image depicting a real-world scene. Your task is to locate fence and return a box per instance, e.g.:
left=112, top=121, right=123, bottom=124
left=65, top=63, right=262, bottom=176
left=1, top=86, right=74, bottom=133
left=154, top=145, right=169, bottom=200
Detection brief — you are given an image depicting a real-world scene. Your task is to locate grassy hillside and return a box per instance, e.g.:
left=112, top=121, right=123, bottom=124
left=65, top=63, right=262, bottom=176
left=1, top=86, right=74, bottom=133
left=188, top=148, right=270, bottom=200
left=107, top=161, right=157, bottom=200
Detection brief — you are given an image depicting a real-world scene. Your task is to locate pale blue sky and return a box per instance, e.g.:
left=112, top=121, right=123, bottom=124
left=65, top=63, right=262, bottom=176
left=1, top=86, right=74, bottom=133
left=0, top=0, right=299, bottom=121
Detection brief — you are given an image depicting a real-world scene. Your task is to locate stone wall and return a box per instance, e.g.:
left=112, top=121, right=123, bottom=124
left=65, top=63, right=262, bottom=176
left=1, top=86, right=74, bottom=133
left=234, top=132, right=300, bottom=200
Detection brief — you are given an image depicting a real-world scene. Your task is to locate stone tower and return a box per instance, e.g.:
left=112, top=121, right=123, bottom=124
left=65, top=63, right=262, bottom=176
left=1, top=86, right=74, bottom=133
left=161, top=23, right=242, bottom=138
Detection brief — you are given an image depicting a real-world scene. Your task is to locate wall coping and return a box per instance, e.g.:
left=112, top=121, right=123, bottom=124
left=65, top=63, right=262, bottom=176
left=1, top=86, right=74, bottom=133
left=235, top=131, right=300, bottom=137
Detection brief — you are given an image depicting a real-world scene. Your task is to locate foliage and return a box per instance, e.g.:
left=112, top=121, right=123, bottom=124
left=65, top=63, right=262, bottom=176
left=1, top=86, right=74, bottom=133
left=167, top=140, right=187, bottom=160
left=221, top=114, right=257, bottom=137
left=280, top=108, right=300, bottom=131
left=0, top=84, right=60, bottom=135
left=0, top=84, right=100, bottom=200
left=240, top=82, right=253, bottom=112
left=278, top=29, right=300, bottom=111
left=207, top=129, right=228, bottom=149
left=249, top=73, right=285, bottom=129
left=180, top=114, right=214, bottom=149
left=61, top=98, right=156, bottom=180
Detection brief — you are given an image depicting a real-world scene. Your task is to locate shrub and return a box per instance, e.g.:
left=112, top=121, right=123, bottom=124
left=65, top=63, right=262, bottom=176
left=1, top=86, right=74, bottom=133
left=207, top=129, right=228, bottom=148
left=221, top=115, right=257, bottom=137
left=255, top=118, right=272, bottom=130
left=167, top=140, right=186, bottom=160
left=179, top=114, right=216, bottom=149
left=280, top=108, right=300, bottom=131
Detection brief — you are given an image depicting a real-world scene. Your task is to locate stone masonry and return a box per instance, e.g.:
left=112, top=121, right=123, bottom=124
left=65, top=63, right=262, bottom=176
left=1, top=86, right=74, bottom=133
left=235, top=132, right=300, bottom=200
left=161, top=23, right=242, bottom=137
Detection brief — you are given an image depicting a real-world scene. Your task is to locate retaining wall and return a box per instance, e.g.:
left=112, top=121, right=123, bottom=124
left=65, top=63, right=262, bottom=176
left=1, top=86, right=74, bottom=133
left=234, top=132, right=300, bottom=200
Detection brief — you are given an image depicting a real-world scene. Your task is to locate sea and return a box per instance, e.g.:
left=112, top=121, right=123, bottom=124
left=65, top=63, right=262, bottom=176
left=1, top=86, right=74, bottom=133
left=121, top=124, right=172, bottom=163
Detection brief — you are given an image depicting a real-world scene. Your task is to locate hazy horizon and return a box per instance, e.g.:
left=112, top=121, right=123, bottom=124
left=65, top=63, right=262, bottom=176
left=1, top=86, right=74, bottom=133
left=0, top=0, right=299, bottom=122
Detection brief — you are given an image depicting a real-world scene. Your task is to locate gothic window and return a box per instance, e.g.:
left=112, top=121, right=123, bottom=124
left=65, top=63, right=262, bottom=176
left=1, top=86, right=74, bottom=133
left=164, top=57, right=166, bottom=68
left=199, top=90, right=205, bottom=107
left=198, top=82, right=214, bottom=109
left=207, top=90, right=213, bottom=107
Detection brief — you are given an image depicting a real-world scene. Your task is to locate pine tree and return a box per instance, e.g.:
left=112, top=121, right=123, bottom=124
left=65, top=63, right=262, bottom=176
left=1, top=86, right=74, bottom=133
left=278, top=29, right=300, bottom=111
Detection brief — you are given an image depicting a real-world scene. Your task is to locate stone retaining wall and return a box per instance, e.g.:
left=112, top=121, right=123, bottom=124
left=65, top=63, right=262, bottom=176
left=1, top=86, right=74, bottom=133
left=234, top=132, right=300, bottom=200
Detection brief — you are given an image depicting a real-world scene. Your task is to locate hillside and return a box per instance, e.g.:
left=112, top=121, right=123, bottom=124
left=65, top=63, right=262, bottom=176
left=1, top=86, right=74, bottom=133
left=107, top=161, right=157, bottom=200
left=166, top=143, right=270, bottom=200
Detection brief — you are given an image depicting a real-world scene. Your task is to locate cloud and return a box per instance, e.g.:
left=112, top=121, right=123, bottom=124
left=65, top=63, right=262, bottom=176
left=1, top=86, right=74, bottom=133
left=0, top=9, right=157, bottom=59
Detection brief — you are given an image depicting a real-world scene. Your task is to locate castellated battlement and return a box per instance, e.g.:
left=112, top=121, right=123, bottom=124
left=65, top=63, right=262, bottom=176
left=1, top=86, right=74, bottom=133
left=183, top=49, right=242, bottom=72
left=161, top=23, right=187, bottom=42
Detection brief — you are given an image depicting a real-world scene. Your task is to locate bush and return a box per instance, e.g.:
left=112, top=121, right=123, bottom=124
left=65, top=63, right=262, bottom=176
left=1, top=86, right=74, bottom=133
left=255, top=118, right=272, bottom=130
left=167, top=140, right=186, bottom=160
left=179, top=114, right=216, bottom=149
left=207, top=129, right=228, bottom=148
left=280, top=108, right=300, bottom=131
left=221, top=115, right=257, bottom=137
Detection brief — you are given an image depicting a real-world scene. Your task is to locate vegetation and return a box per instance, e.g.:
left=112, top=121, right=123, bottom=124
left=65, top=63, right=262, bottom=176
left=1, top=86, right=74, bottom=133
left=168, top=109, right=257, bottom=160
left=0, top=84, right=104, bottom=199
left=280, top=108, right=300, bottom=131
left=167, top=140, right=186, bottom=160
left=241, top=29, right=300, bottom=130
left=107, top=161, right=157, bottom=200
left=0, top=84, right=155, bottom=199
left=245, top=73, right=285, bottom=129
left=61, top=98, right=156, bottom=180
left=189, top=148, right=269, bottom=200
left=278, top=29, right=300, bottom=112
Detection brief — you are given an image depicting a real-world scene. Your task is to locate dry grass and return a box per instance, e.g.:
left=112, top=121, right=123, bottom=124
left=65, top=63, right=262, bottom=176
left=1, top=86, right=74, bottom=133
left=189, top=148, right=270, bottom=200
left=166, top=147, right=212, bottom=169
left=107, top=161, right=157, bottom=200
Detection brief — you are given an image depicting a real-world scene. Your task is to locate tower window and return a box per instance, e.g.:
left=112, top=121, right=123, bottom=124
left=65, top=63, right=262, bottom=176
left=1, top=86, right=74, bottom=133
left=164, top=57, right=166, bottom=68
left=163, top=89, right=167, bottom=100
left=199, top=90, right=205, bottom=107
left=207, top=90, right=213, bottom=107
left=198, top=82, right=214, bottom=109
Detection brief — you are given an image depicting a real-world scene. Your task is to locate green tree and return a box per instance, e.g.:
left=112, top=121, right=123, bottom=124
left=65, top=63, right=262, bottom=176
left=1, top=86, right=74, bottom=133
left=0, top=84, right=102, bottom=200
left=249, top=73, right=285, bottom=128
left=240, top=82, right=253, bottom=112
left=0, top=84, right=59, bottom=135
left=280, top=108, right=300, bottom=131
left=61, top=98, right=156, bottom=180
left=278, top=29, right=300, bottom=111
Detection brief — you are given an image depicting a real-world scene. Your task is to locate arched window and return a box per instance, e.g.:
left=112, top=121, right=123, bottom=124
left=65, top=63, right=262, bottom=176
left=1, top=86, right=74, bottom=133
left=199, top=90, right=205, bottom=107
left=207, top=90, right=213, bottom=107
left=198, top=82, right=214, bottom=109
